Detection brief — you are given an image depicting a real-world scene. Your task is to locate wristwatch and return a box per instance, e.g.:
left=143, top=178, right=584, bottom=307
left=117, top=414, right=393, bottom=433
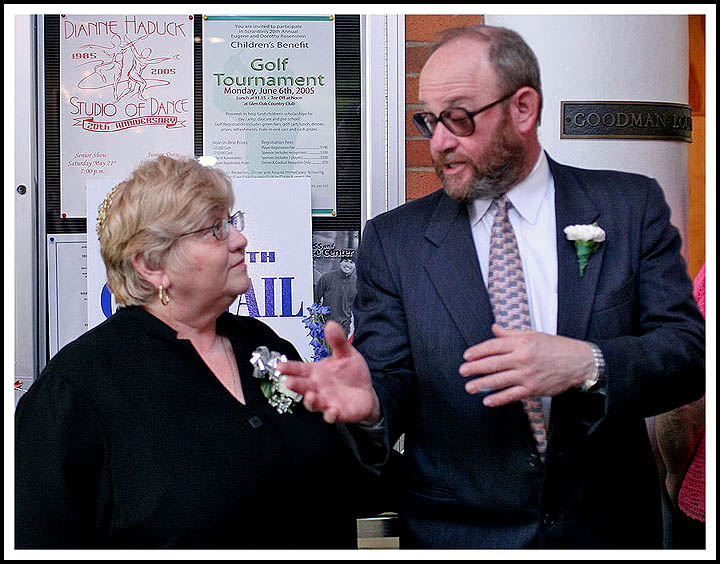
left=579, top=343, right=606, bottom=392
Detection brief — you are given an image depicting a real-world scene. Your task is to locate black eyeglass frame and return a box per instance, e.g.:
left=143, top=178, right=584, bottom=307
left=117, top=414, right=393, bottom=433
left=413, top=90, right=516, bottom=139
left=178, top=210, right=245, bottom=241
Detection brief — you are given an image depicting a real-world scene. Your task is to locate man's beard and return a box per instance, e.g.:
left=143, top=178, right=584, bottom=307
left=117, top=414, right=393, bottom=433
left=435, top=121, right=528, bottom=203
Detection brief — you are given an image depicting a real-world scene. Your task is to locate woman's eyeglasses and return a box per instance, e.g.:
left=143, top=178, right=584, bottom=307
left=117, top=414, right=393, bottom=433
left=412, top=91, right=515, bottom=139
left=178, top=211, right=245, bottom=241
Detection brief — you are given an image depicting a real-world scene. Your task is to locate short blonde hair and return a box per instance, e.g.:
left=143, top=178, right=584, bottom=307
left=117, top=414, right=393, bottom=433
left=98, top=156, right=234, bottom=306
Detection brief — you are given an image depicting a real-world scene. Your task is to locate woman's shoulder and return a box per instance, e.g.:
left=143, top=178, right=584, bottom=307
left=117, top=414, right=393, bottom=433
left=33, top=307, right=161, bottom=390
left=49, top=306, right=154, bottom=359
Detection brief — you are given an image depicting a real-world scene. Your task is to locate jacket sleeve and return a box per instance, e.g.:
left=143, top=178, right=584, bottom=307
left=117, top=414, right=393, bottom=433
left=595, top=179, right=705, bottom=420
left=341, top=218, right=419, bottom=470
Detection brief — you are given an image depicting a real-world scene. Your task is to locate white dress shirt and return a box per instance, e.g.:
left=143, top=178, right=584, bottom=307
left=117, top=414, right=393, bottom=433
left=468, top=151, right=557, bottom=421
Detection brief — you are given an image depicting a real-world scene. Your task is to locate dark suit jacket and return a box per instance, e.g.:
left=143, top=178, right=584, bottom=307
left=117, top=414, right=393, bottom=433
left=347, top=155, right=705, bottom=549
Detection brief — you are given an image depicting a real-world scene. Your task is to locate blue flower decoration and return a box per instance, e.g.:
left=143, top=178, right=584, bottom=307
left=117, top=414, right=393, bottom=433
left=303, top=303, right=332, bottom=362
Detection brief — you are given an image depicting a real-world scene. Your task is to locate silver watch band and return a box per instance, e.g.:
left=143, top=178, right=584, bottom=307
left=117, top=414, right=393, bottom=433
left=580, top=343, right=606, bottom=392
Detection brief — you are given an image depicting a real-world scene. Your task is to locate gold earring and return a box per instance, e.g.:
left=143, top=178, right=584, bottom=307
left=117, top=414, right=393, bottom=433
left=158, top=285, right=170, bottom=306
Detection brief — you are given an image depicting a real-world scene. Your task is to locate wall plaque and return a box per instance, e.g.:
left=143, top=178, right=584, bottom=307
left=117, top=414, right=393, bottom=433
left=561, top=101, right=692, bottom=142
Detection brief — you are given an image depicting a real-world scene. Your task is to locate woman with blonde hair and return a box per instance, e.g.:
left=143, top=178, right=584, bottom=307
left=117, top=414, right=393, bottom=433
left=15, top=156, right=385, bottom=549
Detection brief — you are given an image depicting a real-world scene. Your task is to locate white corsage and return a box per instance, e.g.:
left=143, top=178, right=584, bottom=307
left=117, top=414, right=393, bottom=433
left=250, top=346, right=303, bottom=414
left=564, top=223, right=605, bottom=277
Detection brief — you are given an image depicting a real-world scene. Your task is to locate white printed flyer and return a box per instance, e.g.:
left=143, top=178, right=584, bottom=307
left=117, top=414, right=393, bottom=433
left=202, top=15, right=337, bottom=216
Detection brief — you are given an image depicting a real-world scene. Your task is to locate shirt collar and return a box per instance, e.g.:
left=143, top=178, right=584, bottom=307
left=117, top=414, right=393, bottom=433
left=468, top=151, right=551, bottom=227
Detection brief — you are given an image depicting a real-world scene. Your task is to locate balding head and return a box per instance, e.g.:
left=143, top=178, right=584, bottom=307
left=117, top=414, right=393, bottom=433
left=426, top=25, right=543, bottom=124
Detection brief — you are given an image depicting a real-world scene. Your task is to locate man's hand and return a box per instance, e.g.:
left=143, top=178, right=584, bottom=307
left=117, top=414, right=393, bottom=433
left=279, top=321, right=381, bottom=425
left=460, top=324, right=595, bottom=406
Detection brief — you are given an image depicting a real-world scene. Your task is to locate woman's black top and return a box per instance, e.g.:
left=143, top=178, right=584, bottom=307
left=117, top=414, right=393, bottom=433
left=15, top=306, right=383, bottom=549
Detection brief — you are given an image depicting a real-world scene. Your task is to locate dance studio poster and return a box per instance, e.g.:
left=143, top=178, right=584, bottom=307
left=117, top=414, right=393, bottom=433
left=60, top=14, right=194, bottom=217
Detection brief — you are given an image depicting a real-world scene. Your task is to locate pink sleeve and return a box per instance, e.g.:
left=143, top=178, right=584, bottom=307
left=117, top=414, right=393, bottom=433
left=693, top=264, right=705, bottom=318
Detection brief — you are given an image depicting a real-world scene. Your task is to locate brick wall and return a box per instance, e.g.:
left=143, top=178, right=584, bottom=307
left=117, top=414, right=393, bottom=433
left=404, top=15, right=484, bottom=201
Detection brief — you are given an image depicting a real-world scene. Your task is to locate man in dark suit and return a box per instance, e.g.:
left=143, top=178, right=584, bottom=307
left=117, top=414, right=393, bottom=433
left=280, top=25, right=704, bottom=548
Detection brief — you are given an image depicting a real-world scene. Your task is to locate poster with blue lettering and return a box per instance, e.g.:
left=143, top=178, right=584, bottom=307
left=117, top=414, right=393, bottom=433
left=86, top=176, right=314, bottom=360
left=202, top=15, right=337, bottom=216
left=60, top=14, right=194, bottom=217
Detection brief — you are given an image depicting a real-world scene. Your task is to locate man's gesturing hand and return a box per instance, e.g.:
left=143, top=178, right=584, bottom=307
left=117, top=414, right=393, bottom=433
left=460, top=324, right=595, bottom=406
left=279, top=321, right=381, bottom=425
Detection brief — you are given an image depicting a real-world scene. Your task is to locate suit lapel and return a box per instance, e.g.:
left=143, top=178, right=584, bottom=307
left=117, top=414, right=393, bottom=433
left=422, top=193, right=495, bottom=348
left=549, top=157, right=606, bottom=341
left=422, top=190, right=550, bottom=453
left=421, top=160, right=607, bottom=344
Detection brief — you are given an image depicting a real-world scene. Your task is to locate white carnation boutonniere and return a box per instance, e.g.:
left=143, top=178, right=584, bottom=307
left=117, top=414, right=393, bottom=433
left=564, top=223, right=606, bottom=277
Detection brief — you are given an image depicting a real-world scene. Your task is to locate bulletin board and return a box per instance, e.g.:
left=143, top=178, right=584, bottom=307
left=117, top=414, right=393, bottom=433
left=42, top=13, right=361, bottom=234
left=39, top=13, right=362, bottom=363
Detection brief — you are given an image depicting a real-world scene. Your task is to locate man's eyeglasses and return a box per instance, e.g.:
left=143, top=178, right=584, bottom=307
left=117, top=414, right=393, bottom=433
left=178, top=211, right=245, bottom=241
left=412, top=91, right=515, bottom=139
